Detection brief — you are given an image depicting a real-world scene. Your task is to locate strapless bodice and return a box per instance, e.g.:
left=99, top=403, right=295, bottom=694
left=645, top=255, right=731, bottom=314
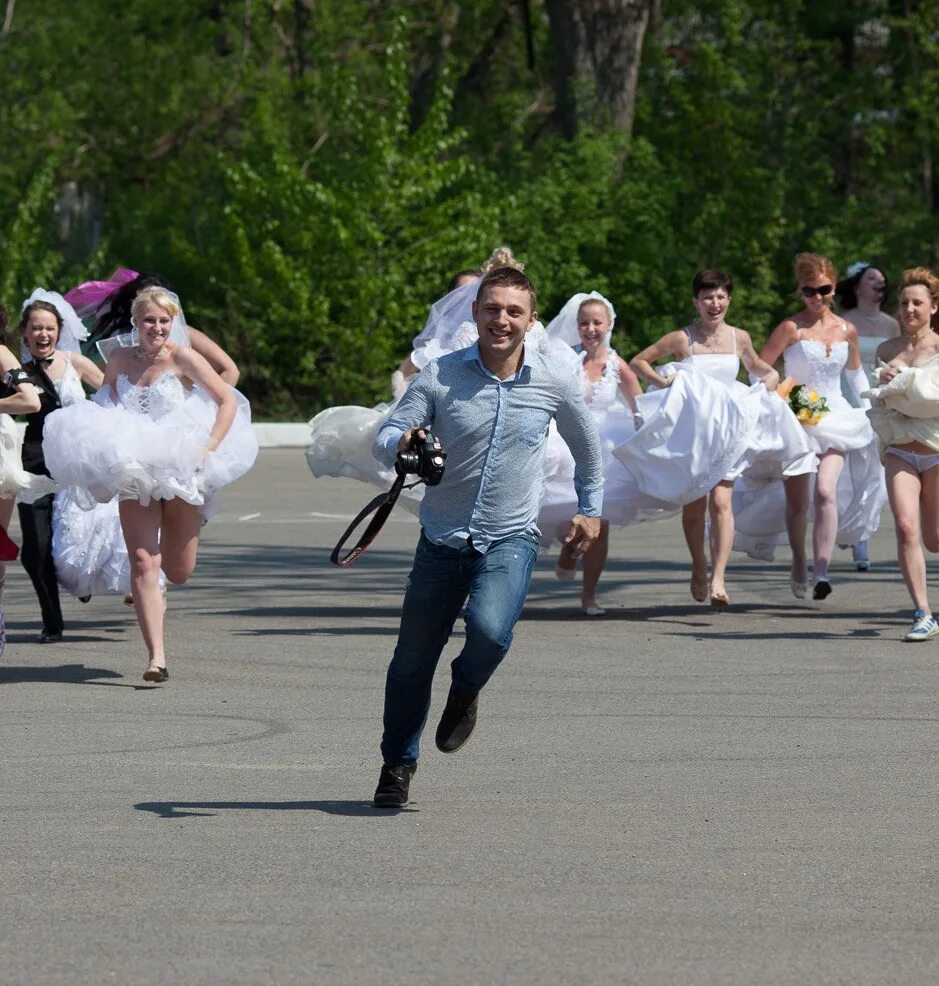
left=784, top=339, right=848, bottom=401
left=116, top=371, right=188, bottom=420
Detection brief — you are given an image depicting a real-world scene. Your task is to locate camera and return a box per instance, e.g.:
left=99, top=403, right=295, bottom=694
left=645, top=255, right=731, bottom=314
left=396, top=431, right=446, bottom=486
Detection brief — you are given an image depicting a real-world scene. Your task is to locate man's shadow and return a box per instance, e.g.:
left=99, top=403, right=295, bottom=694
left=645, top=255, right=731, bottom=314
left=0, top=663, right=125, bottom=686
left=135, top=800, right=416, bottom=818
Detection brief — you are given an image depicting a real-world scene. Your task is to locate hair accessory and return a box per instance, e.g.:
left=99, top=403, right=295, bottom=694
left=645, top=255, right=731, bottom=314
left=20, top=288, right=88, bottom=359
left=846, top=261, right=871, bottom=280
left=96, top=289, right=191, bottom=362
left=545, top=292, right=617, bottom=348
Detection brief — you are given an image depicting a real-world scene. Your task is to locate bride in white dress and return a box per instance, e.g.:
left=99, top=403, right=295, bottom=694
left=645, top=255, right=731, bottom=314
left=43, top=287, right=259, bottom=682
left=835, top=262, right=899, bottom=572
left=307, top=247, right=578, bottom=508
left=537, top=292, right=643, bottom=615
left=624, top=269, right=815, bottom=610
left=756, top=253, right=886, bottom=600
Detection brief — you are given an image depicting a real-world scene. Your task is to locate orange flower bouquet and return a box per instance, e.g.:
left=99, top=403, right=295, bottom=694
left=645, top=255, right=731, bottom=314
left=777, top=377, right=829, bottom=426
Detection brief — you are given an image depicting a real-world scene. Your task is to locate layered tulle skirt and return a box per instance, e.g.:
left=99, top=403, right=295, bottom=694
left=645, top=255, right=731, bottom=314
left=43, top=385, right=259, bottom=514
left=0, top=414, right=55, bottom=503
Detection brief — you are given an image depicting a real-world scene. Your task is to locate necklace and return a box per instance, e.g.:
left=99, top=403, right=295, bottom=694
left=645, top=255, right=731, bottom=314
left=691, top=319, right=724, bottom=351
left=134, top=344, right=169, bottom=363
left=908, top=327, right=934, bottom=348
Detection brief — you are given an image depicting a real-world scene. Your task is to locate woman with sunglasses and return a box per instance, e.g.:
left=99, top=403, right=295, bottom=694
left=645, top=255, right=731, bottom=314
left=835, top=262, right=899, bottom=572
left=759, top=253, right=885, bottom=600
left=866, top=267, right=939, bottom=641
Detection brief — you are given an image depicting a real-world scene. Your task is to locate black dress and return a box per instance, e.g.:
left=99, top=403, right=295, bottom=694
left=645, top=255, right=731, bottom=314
left=17, top=359, right=64, bottom=638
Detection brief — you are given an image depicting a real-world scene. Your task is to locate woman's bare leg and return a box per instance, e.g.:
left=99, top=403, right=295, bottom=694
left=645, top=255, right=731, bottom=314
left=708, top=481, right=734, bottom=599
left=119, top=499, right=166, bottom=671
left=0, top=496, right=13, bottom=651
left=812, top=451, right=846, bottom=582
left=887, top=457, right=929, bottom=611
left=581, top=521, right=609, bottom=610
left=682, top=496, right=709, bottom=601
left=783, top=472, right=810, bottom=586
left=158, top=500, right=203, bottom=585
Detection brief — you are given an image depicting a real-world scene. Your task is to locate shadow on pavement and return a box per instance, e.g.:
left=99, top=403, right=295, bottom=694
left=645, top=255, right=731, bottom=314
left=0, top=663, right=124, bottom=685
left=134, top=799, right=416, bottom=818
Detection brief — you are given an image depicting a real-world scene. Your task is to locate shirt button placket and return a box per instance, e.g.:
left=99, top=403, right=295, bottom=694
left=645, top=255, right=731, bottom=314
left=471, top=383, right=501, bottom=549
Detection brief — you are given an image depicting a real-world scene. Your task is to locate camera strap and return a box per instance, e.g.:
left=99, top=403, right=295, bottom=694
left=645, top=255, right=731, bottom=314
left=329, top=472, right=421, bottom=567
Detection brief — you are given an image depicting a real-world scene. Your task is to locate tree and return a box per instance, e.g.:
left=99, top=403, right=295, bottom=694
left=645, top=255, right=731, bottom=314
left=545, top=0, right=658, bottom=138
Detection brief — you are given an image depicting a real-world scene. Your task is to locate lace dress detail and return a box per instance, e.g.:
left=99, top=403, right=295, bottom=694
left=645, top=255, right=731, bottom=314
left=579, top=349, right=622, bottom=415
left=50, top=356, right=138, bottom=597
left=52, top=356, right=87, bottom=407
left=43, top=369, right=258, bottom=515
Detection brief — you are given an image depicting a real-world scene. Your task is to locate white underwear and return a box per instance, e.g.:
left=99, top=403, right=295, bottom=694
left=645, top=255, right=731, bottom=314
left=886, top=446, right=939, bottom=475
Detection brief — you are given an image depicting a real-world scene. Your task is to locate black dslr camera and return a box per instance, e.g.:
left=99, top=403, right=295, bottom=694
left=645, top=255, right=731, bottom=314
left=330, top=430, right=447, bottom=566
left=395, top=431, right=446, bottom=486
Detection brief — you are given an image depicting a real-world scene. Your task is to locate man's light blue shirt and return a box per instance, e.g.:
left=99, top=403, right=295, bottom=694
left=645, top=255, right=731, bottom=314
left=374, top=342, right=603, bottom=552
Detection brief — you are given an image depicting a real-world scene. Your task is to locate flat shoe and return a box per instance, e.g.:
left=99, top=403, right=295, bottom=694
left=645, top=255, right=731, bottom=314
left=143, top=665, right=169, bottom=683
left=813, top=579, right=832, bottom=600
left=554, top=564, right=576, bottom=582
left=790, top=578, right=808, bottom=599
left=582, top=603, right=606, bottom=616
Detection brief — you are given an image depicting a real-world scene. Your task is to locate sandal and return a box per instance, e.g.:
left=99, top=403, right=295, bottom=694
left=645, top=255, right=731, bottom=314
left=143, top=665, right=169, bottom=683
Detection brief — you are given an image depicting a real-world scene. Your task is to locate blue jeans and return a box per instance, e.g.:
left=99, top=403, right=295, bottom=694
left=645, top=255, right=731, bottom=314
left=381, top=532, right=540, bottom=766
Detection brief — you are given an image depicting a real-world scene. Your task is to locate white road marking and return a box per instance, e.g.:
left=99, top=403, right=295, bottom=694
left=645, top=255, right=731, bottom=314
left=238, top=512, right=262, bottom=521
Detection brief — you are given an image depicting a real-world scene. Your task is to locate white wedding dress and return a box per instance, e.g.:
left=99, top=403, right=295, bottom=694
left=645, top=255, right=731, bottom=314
left=43, top=369, right=258, bottom=516
left=48, top=358, right=133, bottom=596
left=538, top=347, right=669, bottom=538
left=732, top=335, right=887, bottom=558
left=306, top=321, right=578, bottom=516
left=612, top=329, right=814, bottom=513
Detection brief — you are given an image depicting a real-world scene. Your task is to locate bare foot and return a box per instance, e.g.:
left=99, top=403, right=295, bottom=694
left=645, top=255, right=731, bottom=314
left=690, top=567, right=709, bottom=603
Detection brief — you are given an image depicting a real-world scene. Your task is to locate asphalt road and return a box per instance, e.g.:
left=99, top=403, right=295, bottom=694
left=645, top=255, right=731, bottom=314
left=2, top=449, right=936, bottom=984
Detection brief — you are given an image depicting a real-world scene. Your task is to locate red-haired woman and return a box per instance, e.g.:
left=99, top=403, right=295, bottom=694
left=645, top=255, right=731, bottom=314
left=759, top=253, right=886, bottom=600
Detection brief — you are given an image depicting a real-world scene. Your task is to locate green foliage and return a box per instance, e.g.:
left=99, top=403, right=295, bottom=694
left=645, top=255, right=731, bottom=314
left=0, top=1, right=936, bottom=412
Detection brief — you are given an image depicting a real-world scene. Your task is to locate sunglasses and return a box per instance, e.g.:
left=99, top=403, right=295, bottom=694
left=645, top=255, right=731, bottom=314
left=801, top=284, right=833, bottom=298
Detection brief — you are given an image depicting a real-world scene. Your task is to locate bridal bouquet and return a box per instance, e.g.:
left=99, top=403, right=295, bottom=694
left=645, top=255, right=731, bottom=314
left=777, top=377, right=830, bottom=426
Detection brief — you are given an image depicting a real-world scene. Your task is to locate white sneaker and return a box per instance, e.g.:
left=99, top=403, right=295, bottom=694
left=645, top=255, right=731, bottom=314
left=904, top=610, right=939, bottom=642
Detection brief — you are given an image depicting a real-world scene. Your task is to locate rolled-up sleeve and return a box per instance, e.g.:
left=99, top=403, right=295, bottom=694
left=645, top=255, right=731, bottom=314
left=554, top=377, right=603, bottom=517
left=373, top=365, right=437, bottom=470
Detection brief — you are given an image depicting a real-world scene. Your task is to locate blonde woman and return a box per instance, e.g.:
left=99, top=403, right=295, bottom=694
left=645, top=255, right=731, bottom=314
left=42, top=287, right=258, bottom=682
left=867, top=268, right=939, bottom=640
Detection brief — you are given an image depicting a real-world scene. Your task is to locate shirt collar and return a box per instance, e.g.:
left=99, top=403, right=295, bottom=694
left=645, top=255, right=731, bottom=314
left=464, top=340, right=534, bottom=380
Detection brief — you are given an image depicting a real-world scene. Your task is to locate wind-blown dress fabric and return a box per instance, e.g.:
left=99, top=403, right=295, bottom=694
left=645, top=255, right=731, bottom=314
left=866, top=355, right=939, bottom=455
left=46, top=357, right=138, bottom=597
left=610, top=332, right=813, bottom=520
left=43, top=370, right=258, bottom=517
left=732, top=337, right=887, bottom=559
left=0, top=414, right=54, bottom=502
left=305, top=322, right=579, bottom=517
left=537, top=347, right=671, bottom=539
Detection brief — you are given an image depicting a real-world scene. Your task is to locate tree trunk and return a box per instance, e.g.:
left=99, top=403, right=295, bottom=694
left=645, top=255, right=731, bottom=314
left=409, top=2, right=462, bottom=131
left=546, top=0, right=654, bottom=139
